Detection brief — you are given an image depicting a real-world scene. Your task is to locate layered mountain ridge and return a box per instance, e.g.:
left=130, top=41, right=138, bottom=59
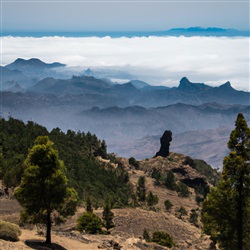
left=1, top=58, right=249, bottom=169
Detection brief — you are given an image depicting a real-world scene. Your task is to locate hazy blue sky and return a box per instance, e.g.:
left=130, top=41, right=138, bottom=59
left=1, top=0, right=249, bottom=32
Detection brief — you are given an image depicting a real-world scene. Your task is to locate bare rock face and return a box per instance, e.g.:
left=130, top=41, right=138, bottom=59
left=155, top=130, right=172, bottom=157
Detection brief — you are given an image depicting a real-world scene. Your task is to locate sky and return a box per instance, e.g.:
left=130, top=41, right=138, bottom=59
left=1, top=1, right=249, bottom=91
left=1, top=1, right=249, bottom=32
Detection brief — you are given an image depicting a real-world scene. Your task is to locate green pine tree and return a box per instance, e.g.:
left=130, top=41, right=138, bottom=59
left=202, top=113, right=250, bottom=250
left=86, top=196, right=93, bottom=213
left=14, top=136, right=78, bottom=244
left=137, top=176, right=146, bottom=202
left=102, top=201, right=114, bottom=231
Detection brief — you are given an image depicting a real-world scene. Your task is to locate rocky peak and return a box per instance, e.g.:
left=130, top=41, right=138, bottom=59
left=178, top=77, right=197, bottom=91
left=83, top=68, right=95, bottom=76
left=155, top=130, right=172, bottom=157
left=178, top=77, right=190, bottom=87
left=178, top=77, right=212, bottom=92
left=219, top=81, right=233, bottom=89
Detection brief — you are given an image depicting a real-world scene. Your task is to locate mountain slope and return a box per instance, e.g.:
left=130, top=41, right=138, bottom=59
left=2, top=59, right=250, bottom=106
left=0, top=140, right=217, bottom=249
left=0, top=66, right=38, bottom=89
left=24, top=75, right=250, bottom=106
left=5, top=58, right=65, bottom=72
left=4, top=58, right=66, bottom=80
left=1, top=90, right=248, bottom=168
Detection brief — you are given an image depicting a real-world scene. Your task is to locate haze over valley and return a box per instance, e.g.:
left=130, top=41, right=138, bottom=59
left=1, top=58, right=249, bottom=169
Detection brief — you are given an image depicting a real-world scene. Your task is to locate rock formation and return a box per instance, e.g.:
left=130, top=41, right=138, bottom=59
left=155, top=130, right=172, bottom=157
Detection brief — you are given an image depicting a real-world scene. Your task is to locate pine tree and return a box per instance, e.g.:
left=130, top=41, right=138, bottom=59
left=14, top=136, right=78, bottom=244
left=86, top=196, right=93, bottom=213
left=137, top=176, right=146, bottom=202
left=202, top=113, right=250, bottom=249
left=102, top=201, right=114, bottom=231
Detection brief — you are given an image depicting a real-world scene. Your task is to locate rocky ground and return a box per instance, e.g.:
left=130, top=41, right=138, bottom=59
left=0, top=153, right=217, bottom=249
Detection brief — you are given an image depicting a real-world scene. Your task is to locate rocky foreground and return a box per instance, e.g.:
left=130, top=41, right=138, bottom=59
left=0, top=153, right=217, bottom=249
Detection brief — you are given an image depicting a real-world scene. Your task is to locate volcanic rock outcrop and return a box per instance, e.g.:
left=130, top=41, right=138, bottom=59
left=155, top=130, right=172, bottom=157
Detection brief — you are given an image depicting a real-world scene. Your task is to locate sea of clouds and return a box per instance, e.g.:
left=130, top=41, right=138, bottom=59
left=2, top=36, right=249, bottom=90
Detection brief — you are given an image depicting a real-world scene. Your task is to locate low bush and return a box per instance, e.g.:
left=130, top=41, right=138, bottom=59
left=176, top=182, right=189, bottom=197
left=152, top=231, right=175, bottom=247
left=0, top=220, right=21, bottom=242
left=77, top=212, right=103, bottom=234
left=146, top=191, right=159, bottom=207
left=189, top=209, right=199, bottom=227
left=128, top=157, right=140, bottom=169
left=164, top=199, right=173, bottom=211
left=143, top=228, right=151, bottom=242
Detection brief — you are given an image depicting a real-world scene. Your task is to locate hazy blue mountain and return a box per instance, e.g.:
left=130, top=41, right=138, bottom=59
left=5, top=58, right=66, bottom=79
left=136, top=78, right=249, bottom=107
left=5, top=58, right=65, bottom=72
left=2, top=81, right=24, bottom=93
left=3, top=59, right=249, bottom=107
left=0, top=66, right=38, bottom=89
left=2, top=58, right=250, bottom=169
left=28, top=75, right=111, bottom=95
left=2, top=27, right=249, bottom=37
left=167, top=27, right=249, bottom=37
left=177, top=77, right=212, bottom=92
left=1, top=82, right=249, bottom=168
left=100, top=78, right=116, bottom=86
left=82, top=68, right=95, bottom=77
left=25, top=73, right=250, bottom=107
left=76, top=103, right=249, bottom=169
left=28, top=75, right=142, bottom=106
left=128, top=80, right=150, bottom=89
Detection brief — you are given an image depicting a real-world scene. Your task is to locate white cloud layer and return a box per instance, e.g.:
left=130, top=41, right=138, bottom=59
left=2, top=36, right=249, bottom=90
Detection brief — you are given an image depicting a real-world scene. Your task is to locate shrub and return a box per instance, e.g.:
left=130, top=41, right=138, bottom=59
left=164, top=199, right=173, bottom=211
left=164, top=171, right=176, bottom=190
left=176, top=182, right=189, bottom=197
left=0, top=220, right=21, bottom=242
left=128, top=157, right=139, bottom=169
left=151, top=168, right=161, bottom=186
left=146, top=191, right=159, bottom=207
left=189, top=209, right=199, bottom=227
left=152, top=231, right=174, bottom=247
left=77, top=212, right=102, bottom=234
left=143, top=228, right=151, bottom=242
left=177, top=206, right=188, bottom=219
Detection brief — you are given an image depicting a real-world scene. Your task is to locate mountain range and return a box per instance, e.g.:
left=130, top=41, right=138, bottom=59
left=1, top=58, right=249, bottom=169
left=2, top=27, right=249, bottom=38
left=1, top=58, right=249, bottom=107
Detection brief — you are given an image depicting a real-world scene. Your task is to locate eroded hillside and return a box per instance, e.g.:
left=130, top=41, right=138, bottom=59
left=1, top=152, right=216, bottom=249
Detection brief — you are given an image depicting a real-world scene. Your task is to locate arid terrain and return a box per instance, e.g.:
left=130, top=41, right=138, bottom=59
left=0, top=153, right=216, bottom=249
